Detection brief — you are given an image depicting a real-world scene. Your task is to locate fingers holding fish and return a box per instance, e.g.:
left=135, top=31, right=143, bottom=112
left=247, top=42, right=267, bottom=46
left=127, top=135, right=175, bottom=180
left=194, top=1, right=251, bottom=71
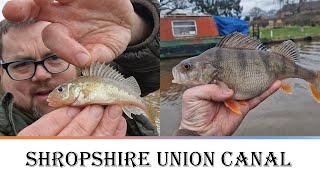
left=17, top=107, right=82, bottom=136
left=18, top=105, right=127, bottom=136
left=58, top=105, right=104, bottom=136
left=183, top=84, right=233, bottom=103
left=91, top=105, right=127, bottom=136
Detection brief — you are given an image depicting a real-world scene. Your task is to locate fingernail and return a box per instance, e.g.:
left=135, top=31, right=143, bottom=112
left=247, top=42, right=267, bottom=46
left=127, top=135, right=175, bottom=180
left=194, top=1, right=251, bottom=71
left=223, top=88, right=233, bottom=95
left=75, top=52, right=90, bottom=67
left=67, top=107, right=81, bottom=118
left=108, top=106, right=122, bottom=119
left=90, top=105, right=103, bottom=119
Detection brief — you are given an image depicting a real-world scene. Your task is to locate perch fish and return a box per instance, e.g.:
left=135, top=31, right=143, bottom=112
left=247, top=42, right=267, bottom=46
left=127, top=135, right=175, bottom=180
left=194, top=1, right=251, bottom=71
left=47, top=63, right=156, bottom=125
left=172, top=32, right=320, bottom=114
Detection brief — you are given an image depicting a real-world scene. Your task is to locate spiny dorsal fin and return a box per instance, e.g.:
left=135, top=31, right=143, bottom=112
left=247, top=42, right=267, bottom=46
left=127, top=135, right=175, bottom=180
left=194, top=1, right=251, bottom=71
left=82, top=63, right=142, bottom=95
left=271, top=40, right=300, bottom=62
left=82, top=63, right=126, bottom=82
left=217, top=32, right=267, bottom=51
left=124, top=76, right=141, bottom=96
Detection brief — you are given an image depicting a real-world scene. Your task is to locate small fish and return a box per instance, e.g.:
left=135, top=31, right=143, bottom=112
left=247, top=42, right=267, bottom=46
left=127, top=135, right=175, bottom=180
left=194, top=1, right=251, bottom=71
left=172, top=32, right=320, bottom=114
left=47, top=63, right=156, bottom=125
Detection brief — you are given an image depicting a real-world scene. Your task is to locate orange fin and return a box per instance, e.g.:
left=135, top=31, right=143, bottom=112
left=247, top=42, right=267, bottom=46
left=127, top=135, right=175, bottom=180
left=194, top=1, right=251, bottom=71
left=309, top=83, right=320, bottom=103
left=224, top=100, right=242, bottom=115
left=280, top=83, right=293, bottom=94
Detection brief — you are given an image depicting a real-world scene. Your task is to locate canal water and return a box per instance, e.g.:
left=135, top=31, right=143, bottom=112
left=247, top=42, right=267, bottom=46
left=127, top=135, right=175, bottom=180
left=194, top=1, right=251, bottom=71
left=160, top=41, right=320, bottom=136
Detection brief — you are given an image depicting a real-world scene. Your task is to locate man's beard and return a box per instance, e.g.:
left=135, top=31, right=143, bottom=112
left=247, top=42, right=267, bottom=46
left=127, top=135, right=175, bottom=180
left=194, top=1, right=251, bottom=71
left=13, top=81, right=58, bottom=120
left=31, top=105, right=44, bottom=119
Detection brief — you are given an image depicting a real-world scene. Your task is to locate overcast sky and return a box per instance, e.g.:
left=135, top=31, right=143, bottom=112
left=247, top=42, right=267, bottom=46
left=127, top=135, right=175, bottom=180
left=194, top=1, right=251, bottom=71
left=0, top=0, right=303, bottom=20
left=0, top=0, right=7, bottom=20
left=241, top=0, right=280, bottom=16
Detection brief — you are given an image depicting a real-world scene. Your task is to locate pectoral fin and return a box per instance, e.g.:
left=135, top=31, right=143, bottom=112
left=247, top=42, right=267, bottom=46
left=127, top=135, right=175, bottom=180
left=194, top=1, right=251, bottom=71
left=280, top=82, right=293, bottom=94
left=309, top=83, right=320, bottom=103
left=224, top=100, right=242, bottom=115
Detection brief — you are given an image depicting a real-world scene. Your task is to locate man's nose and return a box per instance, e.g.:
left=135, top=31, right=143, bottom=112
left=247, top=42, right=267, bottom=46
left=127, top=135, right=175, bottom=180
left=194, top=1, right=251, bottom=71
left=31, top=65, right=52, bottom=81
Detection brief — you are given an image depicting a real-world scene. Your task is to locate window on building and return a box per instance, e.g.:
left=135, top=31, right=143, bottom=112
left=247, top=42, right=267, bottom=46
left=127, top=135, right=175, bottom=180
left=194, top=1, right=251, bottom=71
left=172, top=21, right=197, bottom=37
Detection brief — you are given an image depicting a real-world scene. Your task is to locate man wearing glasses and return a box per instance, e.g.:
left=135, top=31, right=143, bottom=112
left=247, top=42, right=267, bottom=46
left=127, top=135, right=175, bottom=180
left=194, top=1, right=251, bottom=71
left=0, top=0, right=159, bottom=136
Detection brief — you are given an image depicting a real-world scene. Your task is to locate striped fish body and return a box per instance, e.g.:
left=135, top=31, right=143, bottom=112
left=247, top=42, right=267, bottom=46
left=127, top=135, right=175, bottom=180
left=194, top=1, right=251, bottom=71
left=209, top=48, right=316, bottom=99
left=69, top=76, right=145, bottom=108
left=172, top=32, right=320, bottom=114
left=47, top=63, right=156, bottom=125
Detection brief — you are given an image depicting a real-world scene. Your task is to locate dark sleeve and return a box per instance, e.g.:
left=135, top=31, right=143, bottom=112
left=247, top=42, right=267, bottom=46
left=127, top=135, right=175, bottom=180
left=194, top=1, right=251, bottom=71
left=173, top=129, right=201, bottom=136
left=114, top=0, right=160, bottom=97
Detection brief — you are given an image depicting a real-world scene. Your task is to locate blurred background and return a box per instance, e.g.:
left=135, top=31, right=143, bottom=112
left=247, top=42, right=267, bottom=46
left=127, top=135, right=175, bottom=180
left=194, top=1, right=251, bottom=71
left=160, top=0, right=320, bottom=136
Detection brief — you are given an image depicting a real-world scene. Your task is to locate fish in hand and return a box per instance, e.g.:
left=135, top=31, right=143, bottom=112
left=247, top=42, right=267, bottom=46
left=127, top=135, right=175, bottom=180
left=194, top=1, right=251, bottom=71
left=47, top=63, right=156, bottom=125
left=172, top=32, right=320, bottom=114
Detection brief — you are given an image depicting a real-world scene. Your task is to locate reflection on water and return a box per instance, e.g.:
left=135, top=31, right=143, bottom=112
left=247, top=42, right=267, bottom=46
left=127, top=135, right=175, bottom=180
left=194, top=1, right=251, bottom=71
left=160, top=41, right=320, bottom=136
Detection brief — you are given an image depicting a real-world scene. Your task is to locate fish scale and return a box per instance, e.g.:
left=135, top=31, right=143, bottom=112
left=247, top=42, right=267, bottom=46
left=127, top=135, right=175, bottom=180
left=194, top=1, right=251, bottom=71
left=172, top=32, right=320, bottom=114
left=47, top=63, right=156, bottom=125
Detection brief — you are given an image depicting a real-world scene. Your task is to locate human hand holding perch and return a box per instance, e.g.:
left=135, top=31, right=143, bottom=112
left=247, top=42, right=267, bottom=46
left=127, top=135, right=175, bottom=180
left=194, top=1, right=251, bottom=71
left=178, top=80, right=282, bottom=136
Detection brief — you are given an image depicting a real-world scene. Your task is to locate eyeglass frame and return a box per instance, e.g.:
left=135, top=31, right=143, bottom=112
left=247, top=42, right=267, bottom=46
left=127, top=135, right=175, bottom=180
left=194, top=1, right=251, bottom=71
left=0, top=54, right=70, bottom=81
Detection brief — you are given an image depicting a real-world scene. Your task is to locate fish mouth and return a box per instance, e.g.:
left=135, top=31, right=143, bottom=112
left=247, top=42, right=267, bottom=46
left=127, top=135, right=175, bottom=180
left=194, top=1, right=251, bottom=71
left=172, top=67, right=187, bottom=84
left=172, top=67, right=205, bottom=85
left=47, top=98, right=62, bottom=107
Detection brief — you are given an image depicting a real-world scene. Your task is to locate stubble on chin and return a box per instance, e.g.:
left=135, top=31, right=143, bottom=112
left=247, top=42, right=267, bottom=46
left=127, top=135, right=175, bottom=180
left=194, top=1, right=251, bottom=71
left=3, top=81, right=58, bottom=119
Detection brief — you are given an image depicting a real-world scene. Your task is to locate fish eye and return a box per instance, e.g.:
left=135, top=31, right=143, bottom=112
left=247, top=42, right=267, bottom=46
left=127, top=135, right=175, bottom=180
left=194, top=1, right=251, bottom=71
left=183, top=63, right=192, bottom=70
left=57, top=86, right=64, bottom=92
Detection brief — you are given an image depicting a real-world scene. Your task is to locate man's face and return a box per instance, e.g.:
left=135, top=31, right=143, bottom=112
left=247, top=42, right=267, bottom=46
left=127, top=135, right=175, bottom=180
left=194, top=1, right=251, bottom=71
left=1, top=21, right=77, bottom=118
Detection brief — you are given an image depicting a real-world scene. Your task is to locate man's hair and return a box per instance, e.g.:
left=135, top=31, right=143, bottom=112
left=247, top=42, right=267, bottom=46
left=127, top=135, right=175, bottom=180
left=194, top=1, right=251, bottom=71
left=0, top=19, right=37, bottom=59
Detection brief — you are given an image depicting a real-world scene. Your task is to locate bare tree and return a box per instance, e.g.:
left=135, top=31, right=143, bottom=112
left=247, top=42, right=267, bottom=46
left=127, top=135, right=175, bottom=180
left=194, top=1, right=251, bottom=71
left=277, top=0, right=284, bottom=10
left=160, top=0, right=189, bottom=15
left=297, top=0, right=307, bottom=13
left=249, top=7, right=266, bottom=18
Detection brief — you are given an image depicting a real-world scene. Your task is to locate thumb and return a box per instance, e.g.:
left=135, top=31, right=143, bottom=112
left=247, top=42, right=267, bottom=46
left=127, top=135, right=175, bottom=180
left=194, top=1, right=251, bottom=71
left=183, top=84, right=234, bottom=102
left=42, top=23, right=92, bottom=67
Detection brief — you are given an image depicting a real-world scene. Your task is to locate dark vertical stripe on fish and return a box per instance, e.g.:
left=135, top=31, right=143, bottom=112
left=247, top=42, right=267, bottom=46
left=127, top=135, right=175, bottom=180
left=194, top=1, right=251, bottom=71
left=214, top=48, right=224, bottom=68
left=259, top=51, right=271, bottom=75
left=282, top=57, right=289, bottom=75
left=278, top=56, right=286, bottom=77
left=237, top=50, right=247, bottom=71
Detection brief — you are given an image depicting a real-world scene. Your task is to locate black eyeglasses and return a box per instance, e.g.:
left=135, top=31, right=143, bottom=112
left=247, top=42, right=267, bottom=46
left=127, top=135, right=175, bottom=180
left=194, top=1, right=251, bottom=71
left=0, top=54, right=70, bottom=81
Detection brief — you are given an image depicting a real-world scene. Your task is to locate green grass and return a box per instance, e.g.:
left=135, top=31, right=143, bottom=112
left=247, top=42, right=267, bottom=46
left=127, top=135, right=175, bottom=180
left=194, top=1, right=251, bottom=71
left=251, top=26, right=320, bottom=41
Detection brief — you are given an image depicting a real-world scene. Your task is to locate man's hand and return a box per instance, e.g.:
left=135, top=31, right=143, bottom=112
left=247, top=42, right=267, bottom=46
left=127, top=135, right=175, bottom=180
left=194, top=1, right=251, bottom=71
left=180, top=80, right=282, bottom=136
left=18, top=105, right=127, bottom=136
left=3, top=0, right=148, bottom=67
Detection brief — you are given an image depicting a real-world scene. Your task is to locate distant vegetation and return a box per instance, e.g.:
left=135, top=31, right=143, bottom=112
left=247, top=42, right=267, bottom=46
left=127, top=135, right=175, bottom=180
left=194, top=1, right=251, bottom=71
left=251, top=26, right=320, bottom=41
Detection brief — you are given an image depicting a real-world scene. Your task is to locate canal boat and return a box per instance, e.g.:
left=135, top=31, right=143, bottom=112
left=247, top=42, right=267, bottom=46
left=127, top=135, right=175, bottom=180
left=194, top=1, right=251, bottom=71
left=160, top=15, right=249, bottom=59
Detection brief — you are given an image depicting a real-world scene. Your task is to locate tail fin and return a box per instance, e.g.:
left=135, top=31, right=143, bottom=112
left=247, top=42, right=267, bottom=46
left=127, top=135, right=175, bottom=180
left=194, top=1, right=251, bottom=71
left=145, top=104, right=158, bottom=127
left=310, top=72, right=320, bottom=103
left=122, top=104, right=157, bottom=127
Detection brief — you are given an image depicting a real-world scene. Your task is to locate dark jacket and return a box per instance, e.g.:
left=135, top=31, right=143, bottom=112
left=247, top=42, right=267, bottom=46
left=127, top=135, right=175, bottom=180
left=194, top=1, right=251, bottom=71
left=0, top=0, right=160, bottom=136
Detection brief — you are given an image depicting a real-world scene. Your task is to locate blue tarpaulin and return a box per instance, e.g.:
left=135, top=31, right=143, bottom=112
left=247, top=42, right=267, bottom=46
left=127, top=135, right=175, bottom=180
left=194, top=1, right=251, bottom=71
left=213, top=16, right=249, bottom=36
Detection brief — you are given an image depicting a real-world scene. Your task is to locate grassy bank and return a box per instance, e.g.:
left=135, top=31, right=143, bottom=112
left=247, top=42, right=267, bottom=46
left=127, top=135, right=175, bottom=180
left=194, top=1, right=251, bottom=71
left=251, top=26, right=320, bottom=41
